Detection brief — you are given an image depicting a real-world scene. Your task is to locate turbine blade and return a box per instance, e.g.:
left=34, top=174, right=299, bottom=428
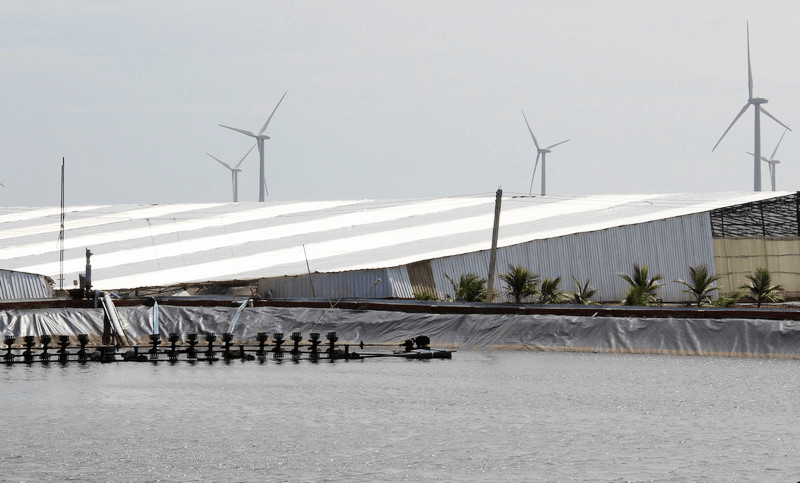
left=529, top=152, right=540, bottom=195
left=759, top=106, right=792, bottom=132
left=770, top=128, right=789, bottom=160
left=220, top=124, right=256, bottom=138
left=234, top=142, right=257, bottom=169
left=206, top=152, right=233, bottom=170
left=747, top=23, right=753, bottom=99
left=545, top=139, right=570, bottom=150
left=712, top=103, right=750, bottom=151
left=521, top=110, right=540, bottom=150
left=259, top=91, right=287, bottom=135
left=262, top=177, right=269, bottom=197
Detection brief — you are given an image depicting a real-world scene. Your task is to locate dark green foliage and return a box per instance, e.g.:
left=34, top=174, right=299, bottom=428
left=537, top=276, right=564, bottom=304
left=412, top=288, right=439, bottom=301
left=498, top=264, right=539, bottom=304
left=740, top=267, right=784, bottom=308
left=674, top=264, right=721, bottom=307
left=619, top=264, right=663, bottom=306
left=712, top=291, right=743, bottom=308
left=566, top=277, right=597, bottom=305
left=445, top=273, right=487, bottom=302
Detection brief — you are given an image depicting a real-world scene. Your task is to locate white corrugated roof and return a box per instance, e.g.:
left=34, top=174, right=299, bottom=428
left=0, top=192, right=788, bottom=290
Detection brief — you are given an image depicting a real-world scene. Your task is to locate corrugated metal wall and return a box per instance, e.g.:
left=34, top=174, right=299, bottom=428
left=257, top=213, right=715, bottom=303
left=0, top=269, right=53, bottom=300
left=713, top=237, right=800, bottom=297
left=386, top=266, right=414, bottom=298
left=430, top=213, right=715, bottom=303
left=259, top=267, right=412, bottom=299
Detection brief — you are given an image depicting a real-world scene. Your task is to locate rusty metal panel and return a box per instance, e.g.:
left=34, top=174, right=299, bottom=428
left=406, top=260, right=436, bottom=296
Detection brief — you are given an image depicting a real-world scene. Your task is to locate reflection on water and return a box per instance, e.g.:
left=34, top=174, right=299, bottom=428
left=1, top=351, right=799, bottom=481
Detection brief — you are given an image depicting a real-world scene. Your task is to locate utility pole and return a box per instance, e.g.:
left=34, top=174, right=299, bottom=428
left=58, top=157, right=65, bottom=291
left=485, top=188, right=502, bottom=302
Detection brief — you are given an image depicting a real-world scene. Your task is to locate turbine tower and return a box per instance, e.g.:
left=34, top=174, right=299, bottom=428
left=522, top=110, right=569, bottom=196
left=206, top=143, right=255, bottom=202
left=747, top=128, right=788, bottom=191
left=220, top=92, right=286, bottom=202
left=712, top=24, right=791, bottom=191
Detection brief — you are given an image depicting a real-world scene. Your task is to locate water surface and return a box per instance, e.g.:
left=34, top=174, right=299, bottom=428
left=1, top=351, right=798, bottom=481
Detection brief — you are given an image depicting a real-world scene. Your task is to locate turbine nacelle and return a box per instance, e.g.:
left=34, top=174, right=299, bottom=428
left=218, top=125, right=272, bottom=141
left=219, top=92, right=287, bottom=202
left=744, top=127, right=789, bottom=192
left=712, top=25, right=791, bottom=191
left=521, top=109, right=569, bottom=197
left=206, top=143, right=256, bottom=202
left=746, top=151, right=781, bottom=164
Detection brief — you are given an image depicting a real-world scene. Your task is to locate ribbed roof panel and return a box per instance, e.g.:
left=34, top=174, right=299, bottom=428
left=0, top=192, right=788, bottom=290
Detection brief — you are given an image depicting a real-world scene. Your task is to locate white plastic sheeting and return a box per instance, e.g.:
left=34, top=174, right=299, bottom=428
left=2, top=305, right=799, bottom=358
left=0, top=192, right=790, bottom=291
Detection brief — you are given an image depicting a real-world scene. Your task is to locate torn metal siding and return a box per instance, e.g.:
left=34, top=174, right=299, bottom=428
left=0, top=269, right=53, bottom=300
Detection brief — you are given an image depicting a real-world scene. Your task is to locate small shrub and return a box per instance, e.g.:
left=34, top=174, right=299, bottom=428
left=537, top=276, right=564, bottom=304
left=566, top=277, right=596, bottom=305
left=412, top=289, right=439, bottom=301
left=712, top=291, right=743, bottom=308
left=445, top=273, right=487, bottom=302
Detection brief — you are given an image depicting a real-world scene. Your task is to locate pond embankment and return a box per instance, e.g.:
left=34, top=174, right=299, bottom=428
left=1, top=298, right=799, bottom=358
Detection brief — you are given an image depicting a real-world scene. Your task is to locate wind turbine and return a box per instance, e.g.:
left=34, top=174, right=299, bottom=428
left=206, top=143, right=256, bottom=202
left=521, top=110, right=569, bottom=196
left=747, top=128, right=788, bottom=191
left=712, top=24, right=791, bottom=191
left=220, top=92, right=286, bottom=202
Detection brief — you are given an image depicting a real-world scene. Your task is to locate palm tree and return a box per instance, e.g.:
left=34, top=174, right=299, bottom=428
left=566, top=276, right=597, bottom=305
left=445, top=273, right=487, bottom=302
left=740, top=267, right=784, bottom=308
left=538, top=276, right=564, bottom=304
left=498, top=264, right=539, bottom=304
left=674, top=264, right=721, bottom=307
left=619, top=263, right=663, bottom=306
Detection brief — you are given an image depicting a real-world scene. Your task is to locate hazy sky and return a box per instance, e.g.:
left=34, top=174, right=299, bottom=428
left=1, top=0, right=798, bottom=206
